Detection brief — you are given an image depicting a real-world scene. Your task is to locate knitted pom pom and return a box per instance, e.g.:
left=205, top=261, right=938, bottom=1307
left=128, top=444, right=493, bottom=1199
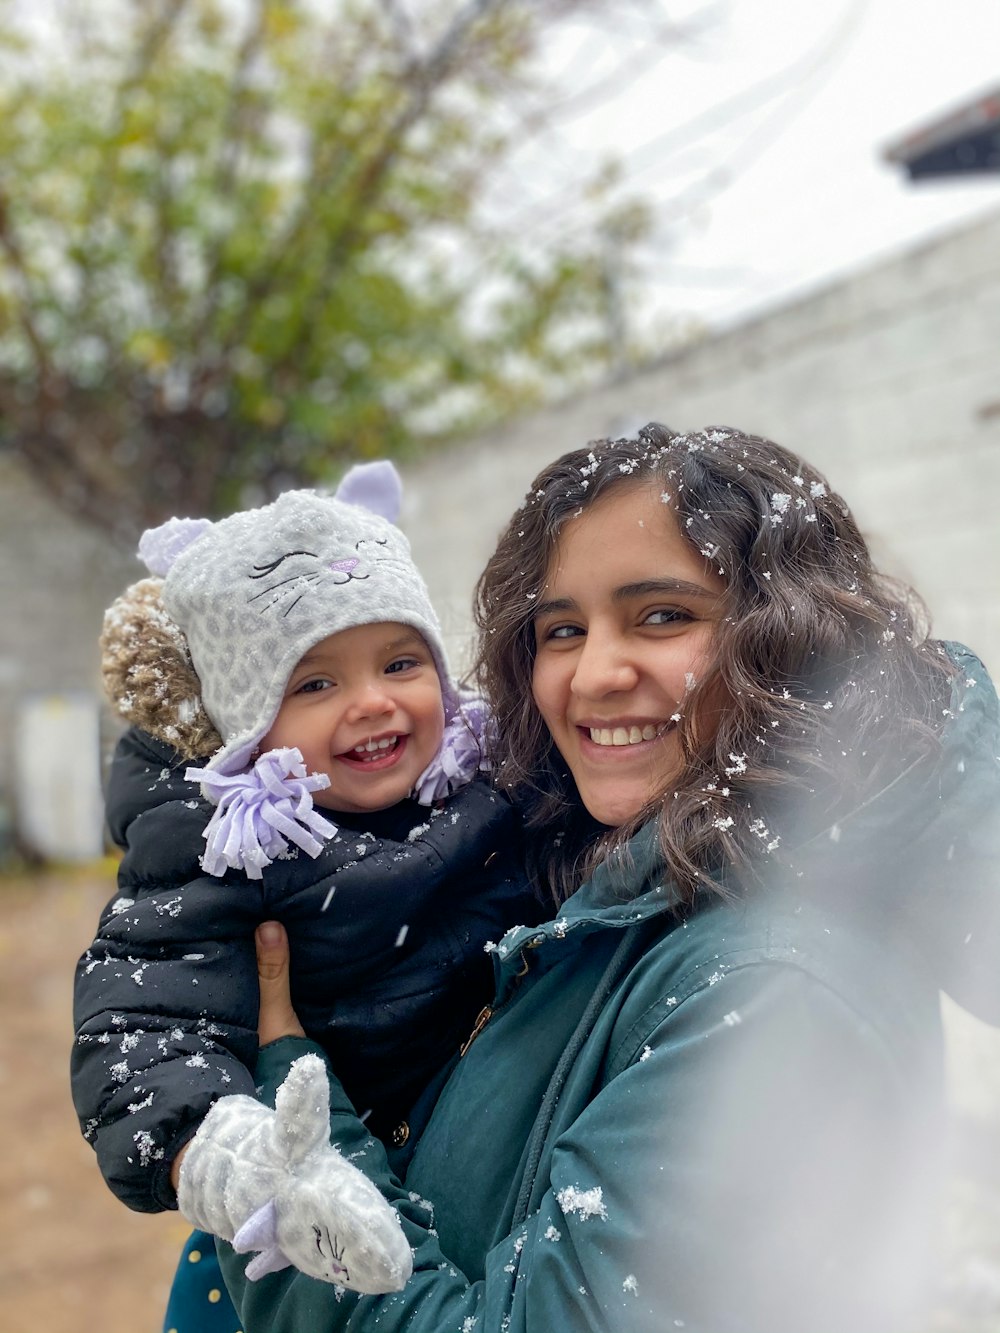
left=413, top=693, right=491, bottom=804
left=191, top=747, right=338, bottom=879
left=100, top=579, right=221, bottom=759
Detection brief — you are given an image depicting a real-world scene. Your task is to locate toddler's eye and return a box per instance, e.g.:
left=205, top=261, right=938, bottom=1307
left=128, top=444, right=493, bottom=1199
left=386, top=656, right=421, bottom=674
left=297, top=677, right=333, bottom=694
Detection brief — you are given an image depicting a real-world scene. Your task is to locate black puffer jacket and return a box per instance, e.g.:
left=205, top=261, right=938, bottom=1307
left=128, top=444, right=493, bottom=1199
left=72, top=728, right=542, bottom=1214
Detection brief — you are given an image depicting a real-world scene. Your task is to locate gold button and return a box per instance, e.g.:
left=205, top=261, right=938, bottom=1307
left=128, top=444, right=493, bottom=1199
left=391, top=1120, right=410, bottom=1147
left=188, top=1249, right=202, bottom=1263
left=208, top=1289, right=222, bottom=1303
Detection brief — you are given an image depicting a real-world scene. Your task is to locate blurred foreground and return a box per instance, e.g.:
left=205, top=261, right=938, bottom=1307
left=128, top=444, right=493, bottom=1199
left=2, top=865, right=1000, bottom=1332
left=0, top=869, right=185, bottom=1333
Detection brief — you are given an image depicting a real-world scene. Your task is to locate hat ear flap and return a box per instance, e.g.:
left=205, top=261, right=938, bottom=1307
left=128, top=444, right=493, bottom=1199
left=334, top=460, right=402, bottom=522
left=138, top=516, right=214, bottom=577
left=101, top=578, right=221, bottom=760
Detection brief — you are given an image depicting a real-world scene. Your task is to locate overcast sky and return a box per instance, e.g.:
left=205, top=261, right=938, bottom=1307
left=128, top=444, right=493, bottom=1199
left=496, top=0, right=1000, bottom=338
left=13, top=0, right=1000, bottom=343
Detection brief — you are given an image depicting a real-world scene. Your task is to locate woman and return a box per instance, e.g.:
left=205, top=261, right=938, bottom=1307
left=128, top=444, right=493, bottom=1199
left=220, top=424, right=1000, bottom=1331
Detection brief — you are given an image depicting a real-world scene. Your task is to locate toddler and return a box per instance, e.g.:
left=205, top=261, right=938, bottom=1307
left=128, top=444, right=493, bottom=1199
left=71, top=463, right=540, bottom=1303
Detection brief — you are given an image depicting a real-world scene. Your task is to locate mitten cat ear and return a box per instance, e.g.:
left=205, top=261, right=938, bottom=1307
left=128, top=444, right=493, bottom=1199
left=100, top=579, right=221, bottom=760
left=138, top=515, right=214, bottom=577
left=233, top=1200, right=292, bottom=1279
left=273, top=1054, right=332, bottom=1167
left=334, top=460, right=402, bottom=523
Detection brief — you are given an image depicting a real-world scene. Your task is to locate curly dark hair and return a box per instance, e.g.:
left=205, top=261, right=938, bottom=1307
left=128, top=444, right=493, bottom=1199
left=473, top=423, right=956, bottom=905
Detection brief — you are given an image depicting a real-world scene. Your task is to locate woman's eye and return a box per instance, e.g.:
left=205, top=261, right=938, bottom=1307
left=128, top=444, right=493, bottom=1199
left=542, top=624, right=584, bottom=641
left=645, top=608, right=691, bottom=626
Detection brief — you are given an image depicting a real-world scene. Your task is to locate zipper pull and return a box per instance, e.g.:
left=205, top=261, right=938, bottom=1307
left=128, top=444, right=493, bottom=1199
left=460, top=1004, right=493, bottom=1057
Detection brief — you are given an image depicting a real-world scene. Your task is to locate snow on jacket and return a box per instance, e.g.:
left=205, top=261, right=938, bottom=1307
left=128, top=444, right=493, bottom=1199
left=71, top=727, right=542, bottom=1214
left=219, top=644, right=1000, bottom=1333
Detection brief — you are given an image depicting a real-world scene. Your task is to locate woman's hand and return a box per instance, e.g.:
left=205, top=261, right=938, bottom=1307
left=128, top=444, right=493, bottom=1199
left=256, top=920, right=306, bottom=1045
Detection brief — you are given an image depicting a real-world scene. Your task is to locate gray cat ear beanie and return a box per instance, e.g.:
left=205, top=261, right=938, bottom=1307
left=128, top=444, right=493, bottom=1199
left=129, top=462, right=487, bottom=878
left=138, top=462, right=453, bottom=777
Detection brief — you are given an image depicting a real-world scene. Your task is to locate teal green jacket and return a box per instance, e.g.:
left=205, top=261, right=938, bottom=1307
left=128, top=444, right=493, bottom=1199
left=220, top=645, right=1000, bottom=1333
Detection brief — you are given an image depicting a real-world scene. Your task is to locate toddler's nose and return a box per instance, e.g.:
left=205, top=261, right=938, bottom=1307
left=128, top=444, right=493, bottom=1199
left=348, top=682, right=396, bottom=720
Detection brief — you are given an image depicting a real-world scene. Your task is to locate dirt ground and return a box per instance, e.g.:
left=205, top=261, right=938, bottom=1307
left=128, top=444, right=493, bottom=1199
left=0, top=866, right=187, bottom=1333
left=4, top=864, right=1000, bottom=1333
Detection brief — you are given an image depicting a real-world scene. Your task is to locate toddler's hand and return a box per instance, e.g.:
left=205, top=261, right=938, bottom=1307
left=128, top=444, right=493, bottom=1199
left=178, top=1055, right=413, bottom=1292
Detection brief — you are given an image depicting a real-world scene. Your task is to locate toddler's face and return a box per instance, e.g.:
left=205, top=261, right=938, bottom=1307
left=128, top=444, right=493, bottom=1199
left=261, top=622, right=445, bottom=814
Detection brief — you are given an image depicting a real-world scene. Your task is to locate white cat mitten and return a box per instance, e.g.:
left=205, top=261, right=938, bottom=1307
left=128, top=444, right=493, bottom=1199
left=177, top=1054, right=413, bottom=1292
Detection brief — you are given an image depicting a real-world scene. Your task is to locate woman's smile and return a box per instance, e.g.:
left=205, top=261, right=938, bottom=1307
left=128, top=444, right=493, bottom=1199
left=582, top=721, right=671, bottom=747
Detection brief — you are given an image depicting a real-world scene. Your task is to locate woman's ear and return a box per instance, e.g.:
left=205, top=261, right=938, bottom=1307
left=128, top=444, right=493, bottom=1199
left=100, top=578, right=222, bottom=759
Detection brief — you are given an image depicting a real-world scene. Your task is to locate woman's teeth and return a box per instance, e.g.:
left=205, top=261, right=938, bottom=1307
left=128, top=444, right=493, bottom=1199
left=352, top=737, right=399, bottom=760
left=588, top=724, right=662, bottom=747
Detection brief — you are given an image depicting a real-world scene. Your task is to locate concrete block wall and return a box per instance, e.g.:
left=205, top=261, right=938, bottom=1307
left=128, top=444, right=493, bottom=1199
left=0, top=457, right=141, bottom=846
left=400, top=208, right=1000, bottom=681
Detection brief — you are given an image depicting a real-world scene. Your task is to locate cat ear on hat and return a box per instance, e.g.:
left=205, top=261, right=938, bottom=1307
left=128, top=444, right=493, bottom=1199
left=138, top=515, right=214, bottom=577
left=334, top=460, right=402, bottom=522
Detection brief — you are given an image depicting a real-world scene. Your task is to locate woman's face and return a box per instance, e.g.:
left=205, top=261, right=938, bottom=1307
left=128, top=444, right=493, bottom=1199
left=531, top=482, right=727, bottom=827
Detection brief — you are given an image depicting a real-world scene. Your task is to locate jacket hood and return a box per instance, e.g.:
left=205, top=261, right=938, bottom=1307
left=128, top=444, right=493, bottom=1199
left=828, top=641, right=1000, bottom=1023
left=496, top=643, right=1000, bottom=1024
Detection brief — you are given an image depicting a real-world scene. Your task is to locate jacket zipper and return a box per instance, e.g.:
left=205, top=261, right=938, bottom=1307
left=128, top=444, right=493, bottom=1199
left=460, top=943, right=538, bottom=1057
left=459, top=1004, right=493, bottom=1057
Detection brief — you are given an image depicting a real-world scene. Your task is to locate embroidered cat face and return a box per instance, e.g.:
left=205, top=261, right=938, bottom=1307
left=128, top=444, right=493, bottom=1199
left=142, top=482, right=451, bottom=776
left=245, top=531, right=394, bottom=619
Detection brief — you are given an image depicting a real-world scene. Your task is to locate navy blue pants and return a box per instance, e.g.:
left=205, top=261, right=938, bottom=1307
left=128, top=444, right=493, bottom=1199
left=163, top=1230, right=242, bottom=1333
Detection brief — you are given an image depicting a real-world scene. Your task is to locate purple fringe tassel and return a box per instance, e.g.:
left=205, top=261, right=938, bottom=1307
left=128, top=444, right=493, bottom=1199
left=188, top=748, right=337, bottom=879
left=413, top=692, right=491, bottom=805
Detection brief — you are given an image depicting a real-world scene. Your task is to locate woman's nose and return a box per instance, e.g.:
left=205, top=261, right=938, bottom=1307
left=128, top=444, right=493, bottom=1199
left=570, top=631, right=639, bottom=699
